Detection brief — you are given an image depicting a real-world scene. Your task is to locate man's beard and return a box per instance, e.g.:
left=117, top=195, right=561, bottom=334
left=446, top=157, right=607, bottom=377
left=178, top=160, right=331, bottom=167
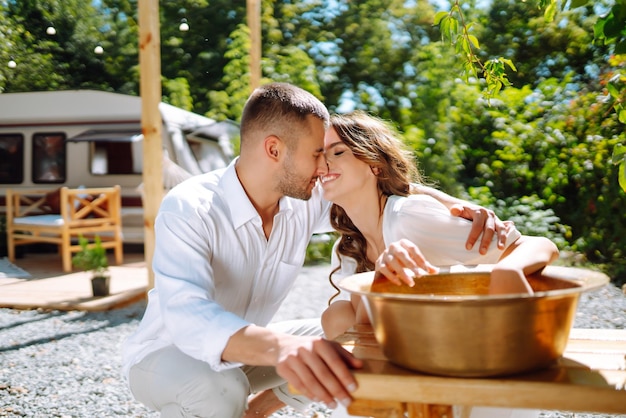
left=277, top=156, right=315, bottom=201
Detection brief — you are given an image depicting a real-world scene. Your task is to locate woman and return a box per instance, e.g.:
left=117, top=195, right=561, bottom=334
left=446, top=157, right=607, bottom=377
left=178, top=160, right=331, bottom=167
left=320, top=111, right=559, bottom=341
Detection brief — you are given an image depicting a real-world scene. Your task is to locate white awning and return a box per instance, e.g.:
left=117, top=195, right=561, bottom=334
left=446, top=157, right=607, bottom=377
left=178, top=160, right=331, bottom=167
left=67, top=129, right=143, bottom=143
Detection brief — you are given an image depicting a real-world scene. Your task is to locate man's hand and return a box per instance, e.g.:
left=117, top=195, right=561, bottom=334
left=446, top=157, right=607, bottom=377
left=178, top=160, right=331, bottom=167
left=409, top=185, right=511, bottom=255
left=276, top=335, right=363, bottom=409
left=449, top=203, right=511, bottom=254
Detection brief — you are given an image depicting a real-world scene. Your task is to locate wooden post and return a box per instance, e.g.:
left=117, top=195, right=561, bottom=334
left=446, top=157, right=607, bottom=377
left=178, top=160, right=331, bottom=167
left=247, top=0, right=261, bottom=92
left=138, top=0, right=163, bottom=290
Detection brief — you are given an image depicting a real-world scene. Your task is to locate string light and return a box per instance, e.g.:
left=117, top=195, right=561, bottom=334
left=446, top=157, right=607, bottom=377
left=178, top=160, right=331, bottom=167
left=9, top=14, right=188, bottom=65
left=179, top=18, right=189, bottom=32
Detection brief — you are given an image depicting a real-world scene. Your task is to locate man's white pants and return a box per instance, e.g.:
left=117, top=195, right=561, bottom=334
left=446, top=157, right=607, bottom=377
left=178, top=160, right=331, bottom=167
left=128, top=319, right=322, bottom=418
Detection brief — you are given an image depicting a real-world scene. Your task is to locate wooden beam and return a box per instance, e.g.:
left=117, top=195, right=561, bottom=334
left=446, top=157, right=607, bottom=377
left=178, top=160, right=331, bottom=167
left=138, top=0, right=163, bottom=290
left=247, top=0, right=261, bottom=92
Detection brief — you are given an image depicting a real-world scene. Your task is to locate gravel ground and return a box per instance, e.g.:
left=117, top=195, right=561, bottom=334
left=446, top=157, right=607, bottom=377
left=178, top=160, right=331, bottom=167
left=0, top=263, right=624, bottom=418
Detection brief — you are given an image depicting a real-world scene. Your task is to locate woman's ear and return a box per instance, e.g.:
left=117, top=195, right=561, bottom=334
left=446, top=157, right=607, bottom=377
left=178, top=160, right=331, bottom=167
left=371, top=166, right=381, bottom=175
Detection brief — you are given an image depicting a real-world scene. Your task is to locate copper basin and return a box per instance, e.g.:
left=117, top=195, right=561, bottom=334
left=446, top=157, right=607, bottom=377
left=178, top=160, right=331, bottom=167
left=338, top=264, right=609, bottom=377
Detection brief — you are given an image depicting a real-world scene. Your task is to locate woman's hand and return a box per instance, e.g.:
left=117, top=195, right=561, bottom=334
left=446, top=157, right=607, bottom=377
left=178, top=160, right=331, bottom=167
left=375, top=239, right=439, bottom=286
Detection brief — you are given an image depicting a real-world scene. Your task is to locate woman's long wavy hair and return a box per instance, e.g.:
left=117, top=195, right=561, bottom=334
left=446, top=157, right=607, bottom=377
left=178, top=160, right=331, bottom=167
left=328, top=111, right=426, bottom=303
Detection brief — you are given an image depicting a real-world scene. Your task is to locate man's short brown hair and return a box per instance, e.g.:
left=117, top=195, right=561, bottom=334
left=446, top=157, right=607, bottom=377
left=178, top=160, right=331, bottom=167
left=240, top=82, right=329, bottom=149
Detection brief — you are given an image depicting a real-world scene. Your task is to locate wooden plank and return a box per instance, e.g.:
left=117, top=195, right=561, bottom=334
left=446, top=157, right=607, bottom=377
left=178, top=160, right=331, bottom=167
left=347, top=399, right=405, bottom=417
left=347, top=400, right=455, bottom=418
left=342, top=327, right=626, bottom=415
left=351, top=359, right=626, bottom=414
left=406, top=403, right=454, bottom=418
left=138, top=0, right=163, bottom=291
left=246, top=0, right=261, bottom=91
left=559, top=352, right=626, bottom=371
left=569, top=328, right=626, bottom=341
left=352, top=344, right=387, bottom=361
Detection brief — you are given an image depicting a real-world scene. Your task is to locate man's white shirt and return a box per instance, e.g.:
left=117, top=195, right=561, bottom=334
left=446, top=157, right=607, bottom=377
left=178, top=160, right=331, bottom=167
left=122, top=159, right=332, bottom=378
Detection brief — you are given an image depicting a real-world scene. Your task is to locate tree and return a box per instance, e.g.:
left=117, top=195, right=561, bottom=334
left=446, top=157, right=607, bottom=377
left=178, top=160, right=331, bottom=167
left=204, top=0, right=328, bottom=121
left=158, top=0, right=244, bottom=114
left=479, top=0, right=600, bottom=89
left=317, top=0, right=442, bottom=122
left=1, top=0, right=138, bottom=93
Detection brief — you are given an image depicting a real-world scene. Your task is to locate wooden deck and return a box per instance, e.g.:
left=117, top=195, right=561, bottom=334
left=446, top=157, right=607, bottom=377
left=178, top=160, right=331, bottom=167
left=0, top=248, right=148, bottom=311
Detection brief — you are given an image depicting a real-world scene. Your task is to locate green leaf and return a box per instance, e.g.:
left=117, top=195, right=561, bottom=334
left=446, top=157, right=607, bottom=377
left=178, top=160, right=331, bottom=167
left=615, top=40, right=626, bottom=55
left=612, top=143, right=626, bottom=164
left=463, top=61, right=476, bottom=79
left=620, top=108, right=626, bottom=124
left=544, top=1, right=557, bottom=22
left=468, top=34, right=480, bottom=49
left=570, top=0, right=588, bottom=8
left=450, top=17, right=459, bottom=37
left=607, top=82, right=620, bottom=98
left=434, top=11, right=449, bottom=26
left=461, top=37, right=472, bottom=55
left=440, top=16, right=451, bottom=42
left=502, top=58, right=517, bottom=72
left=594, top=18, right=607, bottom=41
left=603, top=14, right=624, bottom=39
left=620, top=161, right=626, bottom=193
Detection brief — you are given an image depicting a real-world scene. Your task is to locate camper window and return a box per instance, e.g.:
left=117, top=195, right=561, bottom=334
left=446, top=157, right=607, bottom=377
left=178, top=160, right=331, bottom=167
left=32, top=133, right=66, bottom=184
left=67, top=128, right=143, bottom=176
left=91, top=141, right=142, bottom=175
left=0, top=134, right=24, bottom=184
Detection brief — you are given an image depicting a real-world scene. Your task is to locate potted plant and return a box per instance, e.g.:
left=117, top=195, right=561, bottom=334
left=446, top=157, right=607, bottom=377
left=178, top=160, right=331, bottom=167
left=72, top=234, right=110, bottom=296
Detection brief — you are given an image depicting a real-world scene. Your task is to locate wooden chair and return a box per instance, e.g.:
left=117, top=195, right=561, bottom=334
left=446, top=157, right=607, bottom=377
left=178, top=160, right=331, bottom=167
left=6, top=186, right=124, bottom=272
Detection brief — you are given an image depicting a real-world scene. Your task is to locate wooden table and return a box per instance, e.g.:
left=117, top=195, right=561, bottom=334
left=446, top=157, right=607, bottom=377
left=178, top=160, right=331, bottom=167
left=336, top=325, right=626, bottom=417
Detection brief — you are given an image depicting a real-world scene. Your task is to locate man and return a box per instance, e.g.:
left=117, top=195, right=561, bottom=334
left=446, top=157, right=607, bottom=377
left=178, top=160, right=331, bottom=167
left=122, top=82, right=508, bottom=417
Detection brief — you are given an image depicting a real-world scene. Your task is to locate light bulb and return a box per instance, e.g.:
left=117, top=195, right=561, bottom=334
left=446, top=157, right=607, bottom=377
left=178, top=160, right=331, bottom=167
left=46, top=26, right=56, bottom=35
left=8, top=59, right=16, bottom=69
left=94, top=45, right=104, bottom=55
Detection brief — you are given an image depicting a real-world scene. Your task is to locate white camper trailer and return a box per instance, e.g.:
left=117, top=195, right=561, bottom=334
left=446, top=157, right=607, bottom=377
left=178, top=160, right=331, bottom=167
left=0, top=90, right=239, bottom=243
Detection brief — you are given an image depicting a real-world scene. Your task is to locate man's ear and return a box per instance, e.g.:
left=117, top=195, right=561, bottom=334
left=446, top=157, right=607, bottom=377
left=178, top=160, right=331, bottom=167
left=264, top=135, right=281, bottom=161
